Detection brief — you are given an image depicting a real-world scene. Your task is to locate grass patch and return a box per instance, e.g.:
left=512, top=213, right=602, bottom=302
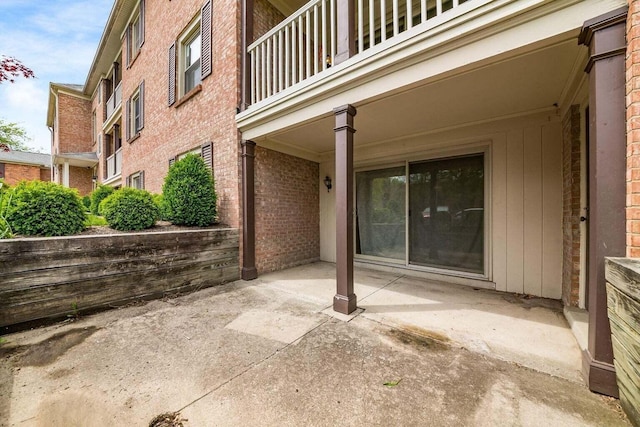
left=85, top=214, right=108, bottom=227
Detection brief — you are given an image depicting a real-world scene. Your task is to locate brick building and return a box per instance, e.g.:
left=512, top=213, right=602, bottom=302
left=0, top=149, right=51, bottom=186
left=50, top=0, right=638, bottom=396
left=46, top=83, right=98, bottom=196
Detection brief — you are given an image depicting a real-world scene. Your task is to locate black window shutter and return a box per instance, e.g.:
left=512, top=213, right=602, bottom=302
left=139, top=80, right=145, bottom=130
left=126, top=25, right=132, bottom=67
left=140, top=170, right=145, bottom=189
left=201, top=141, right=213, bottom=170
left=201, top=0, right=212, bottom=80
left=125, top=97, right=131, bottom=140
left=139, top=0, right=145, bottom=47
left=168, top=43, right=176, bottom=106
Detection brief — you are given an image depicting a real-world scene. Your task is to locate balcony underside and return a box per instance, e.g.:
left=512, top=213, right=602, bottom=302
left=237, top=0, right=624, bottom=158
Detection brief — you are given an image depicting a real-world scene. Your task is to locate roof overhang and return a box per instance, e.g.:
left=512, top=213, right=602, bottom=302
left=52, top=152, right=99, bottom=168
left=46, top=83, right=91, bottom=128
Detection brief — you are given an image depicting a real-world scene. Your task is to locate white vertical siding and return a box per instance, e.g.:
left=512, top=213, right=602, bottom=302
left=318, top=114, right=564, bottom=299
left=541, top=122, right=563, bottom=299
left=523, top=126, right=543, bottom=296
left=506, top=129, right=525, bottom=294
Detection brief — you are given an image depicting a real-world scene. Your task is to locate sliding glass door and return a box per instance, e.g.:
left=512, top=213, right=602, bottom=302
left=355, top=153, right=485, bottom=275
left=355, top=167, right=406, bottom=261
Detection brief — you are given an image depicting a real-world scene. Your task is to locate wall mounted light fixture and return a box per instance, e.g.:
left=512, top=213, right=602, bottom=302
left=324, top=176, right=332, bottom=192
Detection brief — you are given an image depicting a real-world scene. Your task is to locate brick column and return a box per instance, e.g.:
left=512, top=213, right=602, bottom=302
left=333, top=105, right=357, bottom=314
left=241, top=140, right=258, bottom=280
left=628, top=1, right=640, bottom=257
left=579, top=6, right=627, bottom=397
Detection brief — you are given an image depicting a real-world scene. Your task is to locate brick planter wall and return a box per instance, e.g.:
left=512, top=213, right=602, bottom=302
left=0, top=229, right=239, bottom=328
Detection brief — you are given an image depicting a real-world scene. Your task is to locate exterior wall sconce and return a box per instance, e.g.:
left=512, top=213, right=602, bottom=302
left=324, top=176, right=332, bottom=192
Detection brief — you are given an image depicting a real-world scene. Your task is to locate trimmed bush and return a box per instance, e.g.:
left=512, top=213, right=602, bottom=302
left=152, top=193, right=171, bottom=221
left=100, top=188, right=159, bottom=231
left=90, top=184, right=115, bottom=215
left=82, top=195, right=91, bottom=211
left=162, top=154, right=217, bottom=226
left=6, top=181, right=86, bottom=237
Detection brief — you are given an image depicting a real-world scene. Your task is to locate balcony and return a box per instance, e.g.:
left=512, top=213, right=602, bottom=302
left=248, top=0, right=476, bottom=106
left=105, top=147, right=122, bottom=181
left=238, top=0, right=624, bottom=145
left=105, top=81, right=122, bottom=123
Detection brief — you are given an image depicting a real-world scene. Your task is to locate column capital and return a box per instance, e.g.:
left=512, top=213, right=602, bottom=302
left=333, top=104, right=357, bottom=117
left=579, top=6, right=627, bottom=73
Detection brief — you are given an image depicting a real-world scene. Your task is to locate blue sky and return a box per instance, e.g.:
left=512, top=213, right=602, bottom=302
left=0, top=0, right=113, bottom=153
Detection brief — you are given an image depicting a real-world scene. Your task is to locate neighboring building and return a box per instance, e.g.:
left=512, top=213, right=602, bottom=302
left=46, top=83, right=98, bottom=196
left=0, top=149, right=51, bottom=186
left=49, top=0, right=638, bottom=397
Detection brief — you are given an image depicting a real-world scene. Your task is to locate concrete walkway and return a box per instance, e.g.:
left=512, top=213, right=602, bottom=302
left=0, top=262, right=630, bottom=426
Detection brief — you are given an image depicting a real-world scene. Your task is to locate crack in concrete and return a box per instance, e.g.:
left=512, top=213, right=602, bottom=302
left=175, top=316, right=331, bottom=414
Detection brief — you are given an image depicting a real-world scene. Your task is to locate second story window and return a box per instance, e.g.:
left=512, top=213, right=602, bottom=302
left=168, top=0, right=212, bottom=106
left=126, top=0, right=145, bottom=66
left=184, top=30, right=202, bottom=94
left=126, top=81, right=144, bottom=141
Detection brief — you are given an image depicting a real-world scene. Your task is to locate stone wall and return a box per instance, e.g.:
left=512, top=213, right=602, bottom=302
left=0, top=228, right=239, bottom=328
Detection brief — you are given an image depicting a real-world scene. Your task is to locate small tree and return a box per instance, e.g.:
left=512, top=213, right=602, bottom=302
left=0, top=119, right=32, bottom=152
left=6, top=181, right=86, bottom=236
left=162, top=154, right=217, bottom=226
left=90, top=184, right=115, bottom=215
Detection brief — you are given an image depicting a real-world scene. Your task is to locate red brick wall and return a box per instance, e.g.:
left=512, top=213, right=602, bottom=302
left=56, top=92, right=92, bottom=154
left=253, top=0, right=284, bottom=41
left=40, top=168, right=51, bottom=182
left=69, top=166, right=93, bottom=196
left=254, top=146, right=320, bottom=273
left=562, top=105, right=581, bottom=306
left=1, top=163, right=44, bottom=186
left=120, top=0, right=241, bottom=228
left=627, top=0, right=640, bottom=257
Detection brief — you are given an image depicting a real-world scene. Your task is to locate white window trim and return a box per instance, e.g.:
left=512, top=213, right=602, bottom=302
left=178, top=18, right=202, bottom=97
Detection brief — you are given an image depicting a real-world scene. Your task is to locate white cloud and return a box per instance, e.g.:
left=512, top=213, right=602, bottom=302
left=0, top=0, right=112, bottom=153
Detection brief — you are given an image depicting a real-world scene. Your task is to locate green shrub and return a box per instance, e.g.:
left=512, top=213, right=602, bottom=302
left=152, top=193, right=171, bottom=221
left=162, top=154, right=217, bottom=226
left=100, top=188, right=159, bottom=231
left=0, top=180, right=12, bottom=239
left=85, top=214, right=108, bottom=227
left=90, top=184, right=115, bottom=215
left=82, top=195, right=91, bottom=211
left=6, top=181, right=86, bottom=236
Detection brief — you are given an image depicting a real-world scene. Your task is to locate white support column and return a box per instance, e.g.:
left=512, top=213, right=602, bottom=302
left=63, top=161, right=70, bottom=188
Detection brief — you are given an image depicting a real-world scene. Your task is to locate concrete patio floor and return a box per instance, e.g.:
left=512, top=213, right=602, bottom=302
left=0, top=262, right=630, bottom=426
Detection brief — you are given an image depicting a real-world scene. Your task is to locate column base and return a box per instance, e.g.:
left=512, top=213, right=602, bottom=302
left=582, top=349, right=618, bottom=397
left=241, top=267, right=258, bottom=280
left=333, top=293, right=357, bottom=315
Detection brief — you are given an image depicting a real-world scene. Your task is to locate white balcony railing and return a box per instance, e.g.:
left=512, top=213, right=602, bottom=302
left=105, top=81, right=122, bottom=120
left=248, top=0, right=472, bottom=104
left=105, top=147, right=123, bottom=180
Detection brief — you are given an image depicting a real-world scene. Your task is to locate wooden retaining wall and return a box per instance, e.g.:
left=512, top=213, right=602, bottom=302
left=605, top=258, right=640, bottom=427
left=0, top=228, right=239, bottom=328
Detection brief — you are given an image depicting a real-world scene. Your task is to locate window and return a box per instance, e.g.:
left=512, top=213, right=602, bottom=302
left=126, top=81, right=144, bottom=140
left=126, top=0, right=145, bottom=66
left=127, top=171, right=144, bottom=189
left=169, top=142, right=213, bottom=170
left=168, top=0, right=212, bottom=106
left=0, top=163, right=5, bottom=180
left=92, top=111, right=96, bottom=143
left=184, top=31, right=202, bottom=94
